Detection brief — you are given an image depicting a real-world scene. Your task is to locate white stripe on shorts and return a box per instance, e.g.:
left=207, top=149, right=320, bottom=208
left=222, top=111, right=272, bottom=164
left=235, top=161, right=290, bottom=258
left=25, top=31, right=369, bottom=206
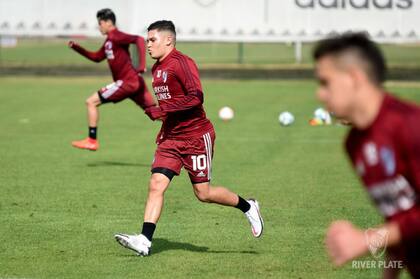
left=102, top=80, right=123, bottom=99
left=203, top=132, right=212, bottom=180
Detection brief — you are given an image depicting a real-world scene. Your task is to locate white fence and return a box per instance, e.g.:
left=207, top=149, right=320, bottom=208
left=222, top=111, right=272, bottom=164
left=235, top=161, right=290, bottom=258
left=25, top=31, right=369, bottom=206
left=0, top=0, right=419, bottom=43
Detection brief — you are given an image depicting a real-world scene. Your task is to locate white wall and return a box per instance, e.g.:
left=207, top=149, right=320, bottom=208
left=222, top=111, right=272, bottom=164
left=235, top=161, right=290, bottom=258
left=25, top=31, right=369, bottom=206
left=0, top=0, right=419, bottom=42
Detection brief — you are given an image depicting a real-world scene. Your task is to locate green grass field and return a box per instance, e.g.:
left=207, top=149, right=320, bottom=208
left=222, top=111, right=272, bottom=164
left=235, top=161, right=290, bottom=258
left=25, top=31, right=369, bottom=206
left=1, top=38, right=420, bottom=68
left=1, top=77, right=419, bottom=278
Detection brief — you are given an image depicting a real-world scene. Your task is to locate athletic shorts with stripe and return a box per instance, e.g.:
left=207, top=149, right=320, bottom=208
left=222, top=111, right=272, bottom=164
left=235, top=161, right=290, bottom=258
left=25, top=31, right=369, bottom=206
left=98, top=75, right=155, bottom=109
left=151, top=130, right=215, bottom=184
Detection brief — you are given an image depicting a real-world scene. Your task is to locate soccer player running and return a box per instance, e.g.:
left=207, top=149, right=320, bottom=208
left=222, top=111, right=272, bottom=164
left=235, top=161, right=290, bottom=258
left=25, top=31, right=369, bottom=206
left=69, top=8, right=155, bottom=151
left=114, top=20, right=264, bottom=256
left=314, top=33, right=420, bottom=278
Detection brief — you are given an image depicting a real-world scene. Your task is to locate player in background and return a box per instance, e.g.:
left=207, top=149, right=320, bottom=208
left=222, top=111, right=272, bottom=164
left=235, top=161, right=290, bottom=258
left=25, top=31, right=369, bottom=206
left=314, top=33, right=420, bottom=278
left=114, top=20, right=264, bottom=256
left=68, top=8, right=155, bottom=151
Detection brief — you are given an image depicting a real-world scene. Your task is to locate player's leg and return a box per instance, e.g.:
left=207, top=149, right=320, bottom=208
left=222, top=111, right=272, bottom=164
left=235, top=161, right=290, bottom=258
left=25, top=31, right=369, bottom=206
left=115, top=140, right=182, bottom=256
left=185, top=131, right=264, bottom=237
left=72, top=80, right=135, bottom=151
left=143, top=171, right=174, bottom=223
left=71, top=92, right=101, bottom=151
left=115, top=171, right=174, bottom=256
left=192, top=182, right=239, bottom=205
left=192, top=182, right=264, bottom=238
left=86, top=93, right=101, bottom=131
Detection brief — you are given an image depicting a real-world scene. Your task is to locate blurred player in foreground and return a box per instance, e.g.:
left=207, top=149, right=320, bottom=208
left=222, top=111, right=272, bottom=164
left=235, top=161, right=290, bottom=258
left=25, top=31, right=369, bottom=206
left=69, top=8, right=155, bottom=151
left=114, top=20, right=264, bottom=256
left=314, top=32, right=420, bottom=278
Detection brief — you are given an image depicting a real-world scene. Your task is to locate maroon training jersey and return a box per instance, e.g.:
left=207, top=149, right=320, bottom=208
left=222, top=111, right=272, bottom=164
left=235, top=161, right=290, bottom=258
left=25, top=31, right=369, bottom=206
left=151, top=48, right=213, bottom=140
left=346, top=94, right=420, bottom=274
left=71, top=28, right=146, bottom=81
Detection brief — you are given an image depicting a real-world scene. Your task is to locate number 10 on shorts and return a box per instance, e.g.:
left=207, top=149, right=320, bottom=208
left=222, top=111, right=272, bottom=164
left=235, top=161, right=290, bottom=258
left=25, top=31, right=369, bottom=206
left=191, top=155, right=207, bottom=171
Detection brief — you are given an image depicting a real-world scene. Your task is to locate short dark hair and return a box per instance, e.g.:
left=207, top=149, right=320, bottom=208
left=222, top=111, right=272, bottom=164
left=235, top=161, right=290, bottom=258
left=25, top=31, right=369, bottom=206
left=97, top=8, right=116, bottom=25
left=313, top=32, right=387, bottom=84
left=147, top=20, right=176, bottom=37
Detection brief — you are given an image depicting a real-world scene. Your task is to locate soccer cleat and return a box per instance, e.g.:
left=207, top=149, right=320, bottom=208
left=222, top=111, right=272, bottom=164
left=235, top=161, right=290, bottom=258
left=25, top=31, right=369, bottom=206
left=71, top=137, right=99, bottom=151
left=245, top=199, right=264, bottom=238
left=114, top=233, right=151, bottom=256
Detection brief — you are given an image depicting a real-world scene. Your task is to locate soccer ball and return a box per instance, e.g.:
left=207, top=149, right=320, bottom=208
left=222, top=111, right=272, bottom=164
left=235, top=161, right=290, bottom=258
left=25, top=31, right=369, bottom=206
left=218, top=106, right=234, bottom=121
left=278, top=111, right=294, bottom=126
left=313, top=107, right=332, bottom=124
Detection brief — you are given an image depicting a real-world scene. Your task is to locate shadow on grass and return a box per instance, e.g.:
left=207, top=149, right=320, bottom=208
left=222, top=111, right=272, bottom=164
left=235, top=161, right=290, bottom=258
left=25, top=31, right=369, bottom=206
left=87, top=161, right=150, bottom=167
left=151, top=238, right=258, bottom=255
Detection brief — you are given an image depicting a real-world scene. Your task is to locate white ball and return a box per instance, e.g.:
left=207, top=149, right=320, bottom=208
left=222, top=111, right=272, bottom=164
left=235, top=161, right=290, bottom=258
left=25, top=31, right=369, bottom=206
left=314, top=107, right=332, bottom=124
left=218, top=106, right=234, bottom=121
left=279, top=111, right=294, bottom=126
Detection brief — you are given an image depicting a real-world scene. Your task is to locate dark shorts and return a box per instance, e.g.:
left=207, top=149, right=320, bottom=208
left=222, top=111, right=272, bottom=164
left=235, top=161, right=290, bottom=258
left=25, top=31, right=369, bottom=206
left=151, top=130, right=215, bottom=184
left=98, top=75, right=155, bottom=109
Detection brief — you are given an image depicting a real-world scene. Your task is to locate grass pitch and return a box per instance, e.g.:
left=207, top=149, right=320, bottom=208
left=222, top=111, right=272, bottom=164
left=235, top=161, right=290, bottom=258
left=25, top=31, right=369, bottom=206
left=1, top=77, right=419, bottom=278
left=2, top=39, right=420, bottom=68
